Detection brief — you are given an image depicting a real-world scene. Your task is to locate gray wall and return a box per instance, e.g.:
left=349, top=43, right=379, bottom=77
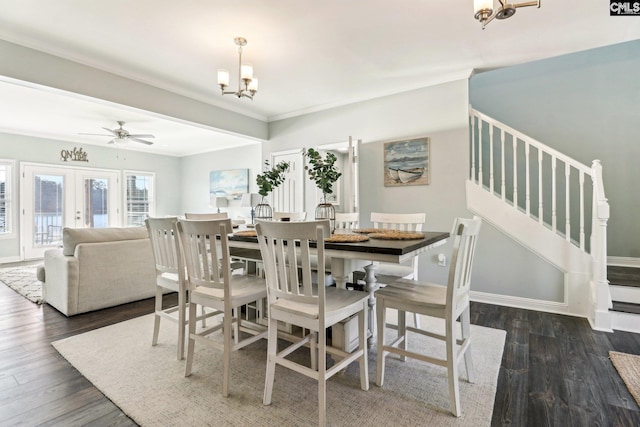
left=179, top=143, right=262, bottom=220
left=470, top=39, right=640, bottom=258
left=267, top=79, right=565, bottom=301
left=0, top=132, right=181, bottom=261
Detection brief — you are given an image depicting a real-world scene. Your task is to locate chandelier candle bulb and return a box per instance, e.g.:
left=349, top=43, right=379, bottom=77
left=474, top=0, right=493, bottom=17
left=248, top=77, right=258, bottom=92
left=241, top=64, right=253, bottom=80
left=217, top=69, right=230, bottom=87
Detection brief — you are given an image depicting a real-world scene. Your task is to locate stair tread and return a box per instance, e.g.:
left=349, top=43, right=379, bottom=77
left=611, top=301, right=640, bottom=315
left=608, top=266, right=640, bottom=288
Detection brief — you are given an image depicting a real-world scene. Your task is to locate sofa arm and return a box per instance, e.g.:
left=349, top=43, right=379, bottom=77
left=43, top=249, right=80, bottom=316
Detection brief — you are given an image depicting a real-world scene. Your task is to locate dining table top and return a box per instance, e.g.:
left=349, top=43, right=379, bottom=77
left=228, top=229, right=450, bottom=257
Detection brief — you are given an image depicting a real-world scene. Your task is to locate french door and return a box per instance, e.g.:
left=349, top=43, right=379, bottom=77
left=20, top=163, right=119, bottom=259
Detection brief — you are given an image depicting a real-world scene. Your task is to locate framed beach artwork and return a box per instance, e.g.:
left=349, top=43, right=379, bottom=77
left=209, top=169, right=249, bottom=204
left=383, top=137, right=430, bottom=187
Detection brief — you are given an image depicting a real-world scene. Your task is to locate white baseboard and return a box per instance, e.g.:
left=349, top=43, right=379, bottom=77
left=611, top=311, right=640, bottom=333
left=608, top=256, right=640, bottom=268
left=0, top=256, right=22, bottom=265
left=471, top=290, right=579, bottom=317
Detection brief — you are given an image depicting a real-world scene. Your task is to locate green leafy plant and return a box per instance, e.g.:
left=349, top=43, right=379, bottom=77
left=256, top=160, right=290, bottom=199
left=303, top=148, right=342, bottom=203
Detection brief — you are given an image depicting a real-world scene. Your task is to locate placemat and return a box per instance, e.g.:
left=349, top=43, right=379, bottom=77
left=369, top=231, right=425, bottom=240
left=352, top=228, right=394, bottom=234
left=325, top=234, right=370, bottom=243
left=234, top=230, right=257, bottom=237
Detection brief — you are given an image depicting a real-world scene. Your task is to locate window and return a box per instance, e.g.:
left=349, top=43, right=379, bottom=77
left=124, top=171, right=155, bottom=227
left=0, top=160, right=13, bottom=235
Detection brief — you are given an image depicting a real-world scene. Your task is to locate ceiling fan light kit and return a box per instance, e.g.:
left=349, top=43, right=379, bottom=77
left=217, top=37, right=258, bottom=100
left=474, top=0, right=540, bottom=29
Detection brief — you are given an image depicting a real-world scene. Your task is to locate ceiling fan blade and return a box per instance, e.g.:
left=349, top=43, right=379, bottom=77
left=129, top=136, right=154, bottom=145
left=128, top=134, right=155, bottom=138
left=102, top=127, right=118, bottom=135
left=78, top=133, right=113, bottom=136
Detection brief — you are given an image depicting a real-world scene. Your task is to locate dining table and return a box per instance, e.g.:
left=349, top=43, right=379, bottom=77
left=228, top=228, right=449, bottom=347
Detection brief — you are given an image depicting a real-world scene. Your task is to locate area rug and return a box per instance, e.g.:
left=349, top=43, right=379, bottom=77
left=53, top=314, right=505, bottom=426
left=0, top=266, right=43, bottom=304
left=610, top=351, right=640, bottom=406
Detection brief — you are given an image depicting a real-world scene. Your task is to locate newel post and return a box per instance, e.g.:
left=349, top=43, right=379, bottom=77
left=590, top=159, right=612, bottom=331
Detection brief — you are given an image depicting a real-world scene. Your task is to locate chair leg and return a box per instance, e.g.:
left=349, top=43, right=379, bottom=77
left=376, top=298, right=386, bottom=387
left=222, top=305, right=233, bottom=398
left=263, top=317, right=278, bottom=405
left=399, top=309, right=407, bottom=362
left=446, top=317, right=461, bottom=417
left=318, top=321, right=327, bottom=427
left=413, top=312, right=421, bottom=329
left=310, top=331, right=318, bottom=371
left=358, top=306, right=369, bottom=391
left=461, top=308, right=475, bottom=383
left=177, top=289, right=186, bottom=360
left=184, top=302, right=198, bottom=377
left=152, top=287, right=162, bottom=347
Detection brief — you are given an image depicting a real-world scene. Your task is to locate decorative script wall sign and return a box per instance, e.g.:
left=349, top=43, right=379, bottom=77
left=61, top=147, right=89, bottom=162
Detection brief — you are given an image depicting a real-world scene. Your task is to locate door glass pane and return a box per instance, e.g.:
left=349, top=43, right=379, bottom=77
left=34, top=174, right=63, bottom=247
left=84, top=178, right=109, bottom=228
left=126, top=174, right=153, bottom=226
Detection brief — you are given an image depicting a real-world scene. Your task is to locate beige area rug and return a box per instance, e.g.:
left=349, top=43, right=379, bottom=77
left=610, top=351, right=640, bottom=406
left=53, top=314, right=505, bottom=426
left=0, top=266, right=43, bottom=304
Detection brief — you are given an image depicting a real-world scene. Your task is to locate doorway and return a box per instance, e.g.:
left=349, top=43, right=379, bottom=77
left=20, top=163, right=119, bottom=259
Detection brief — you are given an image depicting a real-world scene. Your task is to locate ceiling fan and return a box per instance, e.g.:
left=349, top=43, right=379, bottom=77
left=79, top=121, right=155, bottom=145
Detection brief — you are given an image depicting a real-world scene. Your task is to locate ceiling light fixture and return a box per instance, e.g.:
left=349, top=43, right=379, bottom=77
left=474, top=0, right=540, bottom=29
left=217, top=37, right=258, bottom=100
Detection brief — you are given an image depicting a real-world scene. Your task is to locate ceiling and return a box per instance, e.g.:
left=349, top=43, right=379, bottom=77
left=0, top=0, right=638, bottom=156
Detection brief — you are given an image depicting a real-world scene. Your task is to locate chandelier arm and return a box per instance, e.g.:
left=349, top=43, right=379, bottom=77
left=237, top=45, right=243, bottom=95
left=513, top=0, right=540, bottom=9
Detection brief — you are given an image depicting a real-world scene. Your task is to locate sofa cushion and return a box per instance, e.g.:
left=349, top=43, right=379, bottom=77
left=62, top=227, right=149, bottom=256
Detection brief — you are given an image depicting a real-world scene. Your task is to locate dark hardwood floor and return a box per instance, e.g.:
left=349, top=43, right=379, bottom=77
left=1, top=284, right=639, bottom=426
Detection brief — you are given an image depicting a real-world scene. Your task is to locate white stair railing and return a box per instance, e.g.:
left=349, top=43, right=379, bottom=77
left=469, top=106, right=611, bottom=330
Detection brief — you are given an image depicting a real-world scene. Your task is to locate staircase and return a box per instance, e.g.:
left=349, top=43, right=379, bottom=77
left=608, top=266, right=640, bottom=333
left=467, top=107, right=614, bottom=332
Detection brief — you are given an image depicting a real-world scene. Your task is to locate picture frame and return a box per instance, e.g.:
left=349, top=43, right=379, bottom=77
left=209, top=169, right=249, bottom=204
left=383, top=137, right=430, bottom=187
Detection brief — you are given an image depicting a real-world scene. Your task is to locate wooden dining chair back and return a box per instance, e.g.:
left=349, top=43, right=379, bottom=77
left=375, top=216, right=482, bottom=417
left=256, top=220, right=370, bottom=426
left=184, top=212, right=228, bottom=220
left=145, top=217, right=188, bottom=360
left=177, top=218, right=268, bottom=398
left=334, top=212, right=359, bottom=229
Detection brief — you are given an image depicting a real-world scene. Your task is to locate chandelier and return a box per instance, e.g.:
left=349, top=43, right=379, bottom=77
left=474, top=0, right=540, bottom=29
left=217, top=37, right=258, bottom=100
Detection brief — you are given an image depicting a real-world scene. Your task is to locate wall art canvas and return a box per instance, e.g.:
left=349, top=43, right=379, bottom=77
left=384, top=137, right=430, bottom=187
left=209, top=169, right=249, bottom=203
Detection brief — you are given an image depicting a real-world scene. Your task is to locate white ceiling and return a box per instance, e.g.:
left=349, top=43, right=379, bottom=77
left=0, top=0, right=638, bottom=156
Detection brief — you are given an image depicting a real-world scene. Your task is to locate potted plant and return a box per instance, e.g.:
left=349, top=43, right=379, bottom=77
left=303, top=148, right=342, bottom=227
left=255, top=160, right=290, bottom=219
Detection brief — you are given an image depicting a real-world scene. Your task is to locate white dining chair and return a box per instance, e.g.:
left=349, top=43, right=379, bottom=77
left=256, top=220, right=369, bottom=426
left=184, top=212, right=229, bottom=220
left=334, top=212, right=359, bottom=229
left=177, top=218, right=268, bottom=397
left=375, top=216, right=481, bottom=417
left=146, top=217, right=189, bottom=360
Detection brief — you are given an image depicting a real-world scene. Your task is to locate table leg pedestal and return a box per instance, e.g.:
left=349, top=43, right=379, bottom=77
left=363, top=263, right=379, bottom=348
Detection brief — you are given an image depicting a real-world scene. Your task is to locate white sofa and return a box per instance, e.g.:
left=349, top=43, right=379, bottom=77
left=43, top=227, right=157, bottom=316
